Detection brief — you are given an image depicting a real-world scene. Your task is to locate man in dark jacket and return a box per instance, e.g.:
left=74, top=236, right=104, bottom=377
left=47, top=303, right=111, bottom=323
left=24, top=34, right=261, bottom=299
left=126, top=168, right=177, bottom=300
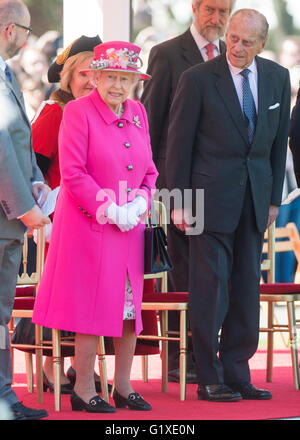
left=141, top=0, right=235, bottom=383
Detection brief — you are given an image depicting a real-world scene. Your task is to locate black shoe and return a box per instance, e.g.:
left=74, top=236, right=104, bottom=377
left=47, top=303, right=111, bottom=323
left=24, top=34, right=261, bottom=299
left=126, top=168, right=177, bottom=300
left=10, top=402, right=48, bottom=420
left=197, top=384, right=242, bottom=402
left=228, top=382, right=272, bottom=400
left=113, top=389, right=152, bottom=411
left=66, top=366, right=112, bottom=393
left=168, top=368, right=198, bottom=384
left=43, top=372, right=73, bottom=394
left=70, top=391, right=116, bottom=413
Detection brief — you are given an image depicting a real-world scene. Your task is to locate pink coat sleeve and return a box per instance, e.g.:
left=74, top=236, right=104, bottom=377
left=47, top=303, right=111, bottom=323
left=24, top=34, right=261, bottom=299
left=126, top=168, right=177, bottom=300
left=58, top=100, right=113, bottom=219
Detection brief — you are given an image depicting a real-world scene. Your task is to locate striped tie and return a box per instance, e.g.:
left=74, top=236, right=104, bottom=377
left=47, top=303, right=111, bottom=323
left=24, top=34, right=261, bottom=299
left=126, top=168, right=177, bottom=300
left=5, top=64, right=12, bottom=82
left=240, top=68, right=257, bottom=143
left=205, top=43, right=217, bottom=60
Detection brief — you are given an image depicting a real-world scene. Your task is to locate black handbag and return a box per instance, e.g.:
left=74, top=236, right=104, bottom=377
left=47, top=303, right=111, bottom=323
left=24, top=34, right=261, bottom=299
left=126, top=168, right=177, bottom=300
left=144, top=215, right=173, bottom=274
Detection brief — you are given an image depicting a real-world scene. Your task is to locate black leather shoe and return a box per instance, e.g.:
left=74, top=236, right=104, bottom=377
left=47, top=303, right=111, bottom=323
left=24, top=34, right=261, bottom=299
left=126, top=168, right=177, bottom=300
left=43, top=372, right=73, bottom=394
left=228, top=382, right=272, bottom=400
left=11, top=402, right=48, bottom=420
left=197, top=384, right=242, bottom=402
left=70, top=391, right=116, bottom=413
left=113, top=390, right=152, bottom=411
left=168, top=368, right=198, bottom=384
left=66, top=366, right=112, bottom=393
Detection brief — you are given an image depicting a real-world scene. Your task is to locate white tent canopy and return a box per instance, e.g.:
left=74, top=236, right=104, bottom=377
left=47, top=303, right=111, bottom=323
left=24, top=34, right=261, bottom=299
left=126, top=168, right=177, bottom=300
left=63, top=0, right=131, bottom=46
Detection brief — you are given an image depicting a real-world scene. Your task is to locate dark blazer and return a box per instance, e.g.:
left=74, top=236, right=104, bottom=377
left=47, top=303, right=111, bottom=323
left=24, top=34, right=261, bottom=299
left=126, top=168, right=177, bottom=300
left=166, top=53, right=291, bottom=233
left=141, top=28, right=226, bottom=187
left=289, top=86, right=300, bottom=186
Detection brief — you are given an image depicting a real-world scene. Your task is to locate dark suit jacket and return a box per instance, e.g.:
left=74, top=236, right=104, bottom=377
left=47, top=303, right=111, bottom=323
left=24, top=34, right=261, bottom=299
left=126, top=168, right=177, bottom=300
left=289, top=86, right=300, bottom=186
left=141, top=29, right=226, bottom=187
left=166, top=53, right=291, bottom=233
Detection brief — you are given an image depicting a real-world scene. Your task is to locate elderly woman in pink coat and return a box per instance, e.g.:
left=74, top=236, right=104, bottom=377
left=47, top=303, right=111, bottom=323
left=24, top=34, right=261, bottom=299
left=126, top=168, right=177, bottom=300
left=33, top=41, right=158, bottom=413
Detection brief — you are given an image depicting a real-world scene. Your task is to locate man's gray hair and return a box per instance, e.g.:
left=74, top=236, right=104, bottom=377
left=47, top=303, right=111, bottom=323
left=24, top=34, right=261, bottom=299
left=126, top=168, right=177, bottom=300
left=0, top=0, right=27, bottom=26
left=228, top=8, right=269, bottom=41
left=192, top=0, right=236, bottom=12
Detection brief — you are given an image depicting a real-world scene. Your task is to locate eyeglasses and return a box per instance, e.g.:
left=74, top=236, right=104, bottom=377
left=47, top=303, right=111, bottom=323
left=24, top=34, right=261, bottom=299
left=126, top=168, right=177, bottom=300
left=14, top=22, right=32, bottom=37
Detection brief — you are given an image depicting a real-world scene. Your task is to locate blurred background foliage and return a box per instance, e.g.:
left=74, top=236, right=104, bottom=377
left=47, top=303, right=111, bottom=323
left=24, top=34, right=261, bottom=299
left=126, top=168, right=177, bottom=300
left=24, top=0, right=63, bottom=36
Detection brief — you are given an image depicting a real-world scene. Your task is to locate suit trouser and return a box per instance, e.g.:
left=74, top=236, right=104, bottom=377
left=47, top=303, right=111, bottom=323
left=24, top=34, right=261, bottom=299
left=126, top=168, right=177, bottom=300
left=188, top=182, right=264, bottom=384
left=0, top=238, right=22, bottom=405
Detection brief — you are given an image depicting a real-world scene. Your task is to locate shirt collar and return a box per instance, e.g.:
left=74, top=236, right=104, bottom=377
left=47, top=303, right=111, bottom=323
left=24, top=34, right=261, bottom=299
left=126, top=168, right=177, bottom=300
left=0, top=55, right=6, bottom=72
left=190, top=23, right=220, bottom=52
left=226, top=55, right=257, bottom=76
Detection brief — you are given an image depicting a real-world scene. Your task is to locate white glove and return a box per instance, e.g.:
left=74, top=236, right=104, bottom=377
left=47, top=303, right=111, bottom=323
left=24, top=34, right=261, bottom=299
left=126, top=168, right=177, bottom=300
left=106, top=202, right=139, bottom=232
left=127, top=196, right=148, bottom=219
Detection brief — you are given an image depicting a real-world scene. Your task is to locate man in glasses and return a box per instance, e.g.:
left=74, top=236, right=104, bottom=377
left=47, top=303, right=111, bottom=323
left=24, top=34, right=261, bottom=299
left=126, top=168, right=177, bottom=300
left=0, top=0, right=49, bottom=420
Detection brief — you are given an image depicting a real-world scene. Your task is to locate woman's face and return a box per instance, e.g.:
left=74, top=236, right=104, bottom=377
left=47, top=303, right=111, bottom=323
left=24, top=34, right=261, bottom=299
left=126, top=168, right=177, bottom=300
left=95, top=70, right=137, bottom=112
left=69, top=57, right=94, bottom=98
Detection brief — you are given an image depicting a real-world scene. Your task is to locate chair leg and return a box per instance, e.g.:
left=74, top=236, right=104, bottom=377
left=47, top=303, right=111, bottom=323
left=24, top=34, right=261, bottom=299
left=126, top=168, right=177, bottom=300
left=25, top=353, right=34, bottom=393
left=266, top=302, right=274, bottom=382
left=287, top=301, right=300, bottom=390
left=142, top=355, right=149, bottom=382
left=97, top=336, right=109, bottom=403
left=35, top=325, right=44, bottom=403
left=161, top=310, right=168, bottom=393
left=179, top=310, right=187, bottom=401
left=52, top=329, right=61, bottom=411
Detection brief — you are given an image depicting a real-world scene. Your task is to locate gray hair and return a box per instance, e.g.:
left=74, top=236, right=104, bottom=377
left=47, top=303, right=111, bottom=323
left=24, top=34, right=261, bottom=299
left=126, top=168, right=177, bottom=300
left=192, top=0, right=236, bottom=13
left=228, top=8, right=269, bottom=41
left=0, top=0, right=27, bottom=26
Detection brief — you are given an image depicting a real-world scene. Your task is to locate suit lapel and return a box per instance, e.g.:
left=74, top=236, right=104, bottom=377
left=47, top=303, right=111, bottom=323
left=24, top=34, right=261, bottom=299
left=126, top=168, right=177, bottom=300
left=0, top=68, right=31, bottom=127
left=181, top=29, right=204, bottom=66
left=251, top=56, right=270, bottom=148
left=214, top=54, right=249, bottom=146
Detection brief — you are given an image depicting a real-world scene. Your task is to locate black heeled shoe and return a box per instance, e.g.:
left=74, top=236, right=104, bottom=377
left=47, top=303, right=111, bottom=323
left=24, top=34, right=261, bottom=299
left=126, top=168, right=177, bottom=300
left=43, top=372, right=73, bottom=394
left=113, top=389, right=152, bottom=411
left=66, top=366, right=112, bottom=393
left=70, top=391, right=116, bottom=413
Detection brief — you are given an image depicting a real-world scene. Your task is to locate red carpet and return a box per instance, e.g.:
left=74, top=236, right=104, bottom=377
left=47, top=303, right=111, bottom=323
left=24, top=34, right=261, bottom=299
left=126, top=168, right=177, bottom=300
left=11, top=350, right=300, bottom=421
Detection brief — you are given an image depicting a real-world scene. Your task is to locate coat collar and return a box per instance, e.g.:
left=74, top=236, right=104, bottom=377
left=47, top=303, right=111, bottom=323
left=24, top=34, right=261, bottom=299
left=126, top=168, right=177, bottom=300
left=89, top=88, right=135, bottom=126
left=214, top=53, right=270, bottom=148
left=180, top=28, right=226, bottom=67
left=180, top=29, right=205, bottom=66
left=0, top=66, right=31, bottom=128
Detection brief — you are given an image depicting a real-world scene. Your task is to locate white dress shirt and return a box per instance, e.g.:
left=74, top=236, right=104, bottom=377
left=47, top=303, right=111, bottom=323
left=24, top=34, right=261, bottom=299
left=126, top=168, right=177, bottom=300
left=190, top=23, right=220, bottom=61
left=226, top=56, right=258, bottom=113
left=0, top=55, right=7, bottom=73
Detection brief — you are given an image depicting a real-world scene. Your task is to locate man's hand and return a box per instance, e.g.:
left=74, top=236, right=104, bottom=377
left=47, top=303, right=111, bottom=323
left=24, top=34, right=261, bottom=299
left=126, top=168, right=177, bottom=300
left=171, top=208, right=193, bottom=232
left=32, top=182, right=51, bottom=208
left=19, top=205, right=51, bottom=230
left=267, top=205, right=279, bottom=228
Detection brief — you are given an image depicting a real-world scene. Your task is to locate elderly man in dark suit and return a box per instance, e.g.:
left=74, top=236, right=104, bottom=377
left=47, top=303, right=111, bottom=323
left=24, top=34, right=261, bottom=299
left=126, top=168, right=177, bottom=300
left=0, top=0, right=50, bottom=419
left=141, top=0, right=235, bottom=383
left=166, top=8, right=291, bottom=402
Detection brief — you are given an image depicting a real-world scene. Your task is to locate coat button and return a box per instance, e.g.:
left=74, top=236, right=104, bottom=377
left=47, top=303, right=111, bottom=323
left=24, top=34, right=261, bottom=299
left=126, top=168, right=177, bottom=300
left=118, top=122, right=124, bottom=128
left=124, top=142, right=130, bottom=148
left=127, top=165, right=133, bottom=171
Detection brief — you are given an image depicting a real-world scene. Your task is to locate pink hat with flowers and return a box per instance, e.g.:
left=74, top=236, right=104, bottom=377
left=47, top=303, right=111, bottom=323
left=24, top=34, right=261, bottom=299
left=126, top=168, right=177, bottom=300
left=82, top=41, right=151, bottom=80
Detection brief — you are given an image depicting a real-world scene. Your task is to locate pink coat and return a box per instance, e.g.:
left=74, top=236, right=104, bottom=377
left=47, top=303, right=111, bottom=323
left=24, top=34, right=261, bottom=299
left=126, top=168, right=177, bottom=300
left=33, top=89, right=158, bottom=337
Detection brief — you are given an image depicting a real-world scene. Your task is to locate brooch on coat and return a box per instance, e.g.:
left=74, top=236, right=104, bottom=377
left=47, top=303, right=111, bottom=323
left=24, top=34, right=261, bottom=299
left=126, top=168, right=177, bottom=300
left=133, top=115, right=142, bottom=128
